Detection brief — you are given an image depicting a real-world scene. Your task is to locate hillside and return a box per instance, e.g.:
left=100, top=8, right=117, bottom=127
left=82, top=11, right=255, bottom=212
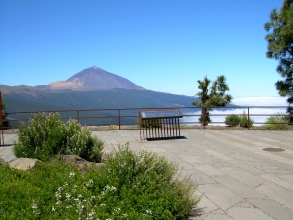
left=1, top=85, right=198, bottom=112
left=1, top=85, right=200, bottom=127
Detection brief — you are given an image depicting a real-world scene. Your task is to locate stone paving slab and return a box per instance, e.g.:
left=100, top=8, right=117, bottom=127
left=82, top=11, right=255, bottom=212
left=198, top=184, right=243, bottom=210
left=255, top=183, right=293, bottom=210
left=278, top=174, right=293, bottom=183
left=1, top=129, right=293, bottom=220
left=226, top=207, right=275, bottom=220
left=219, top=167, right=265, bottom=188
left=213, top=175, right=268, bottom=199
left=260, top=173, right=293, bottom=192
left=247, top=198, right=293, bottom=220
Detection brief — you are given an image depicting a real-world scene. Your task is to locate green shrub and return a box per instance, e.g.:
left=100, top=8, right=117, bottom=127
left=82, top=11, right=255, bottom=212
left=265, top=112, right=290, bottom=130
left=239, top=111, right=254, bottom=128
left=13, top=113, right=104, bottom=162
left=0, top=144, right=201, bottom=219
left=225, top=114, right=241, bottom=127
left=102, top=143, right=202, bottom=219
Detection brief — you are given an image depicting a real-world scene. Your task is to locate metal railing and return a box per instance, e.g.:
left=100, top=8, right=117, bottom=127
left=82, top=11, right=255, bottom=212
left=1, top=106, right=292, bottom=146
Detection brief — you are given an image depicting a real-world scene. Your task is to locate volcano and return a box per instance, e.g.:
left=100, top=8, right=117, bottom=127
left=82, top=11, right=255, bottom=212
left=47, top=66, right=144, bottom=91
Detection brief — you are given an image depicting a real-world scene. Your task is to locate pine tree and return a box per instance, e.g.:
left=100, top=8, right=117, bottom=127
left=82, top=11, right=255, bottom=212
left=192, top=75, right=232, bottom=126
left=264, top=0, right=293, bottom=122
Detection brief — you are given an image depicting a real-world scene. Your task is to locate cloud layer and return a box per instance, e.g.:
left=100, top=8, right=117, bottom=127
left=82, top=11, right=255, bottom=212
left=181, top=96, right=289, bottom=126
left=231, top=96, right=287, bottom=106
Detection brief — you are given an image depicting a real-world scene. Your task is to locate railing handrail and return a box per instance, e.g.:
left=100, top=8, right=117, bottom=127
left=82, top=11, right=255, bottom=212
left=1, top=106, right=292, bottom=130
left=1, top=105, right=292, bottom=146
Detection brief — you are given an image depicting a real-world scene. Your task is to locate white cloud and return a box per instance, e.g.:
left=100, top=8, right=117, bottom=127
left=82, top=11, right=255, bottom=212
left=231, top=96, right=288, bottom=106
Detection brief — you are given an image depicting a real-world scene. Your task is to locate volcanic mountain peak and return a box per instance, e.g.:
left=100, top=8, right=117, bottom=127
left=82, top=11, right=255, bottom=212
left=47, top=66, right=144, bottom=91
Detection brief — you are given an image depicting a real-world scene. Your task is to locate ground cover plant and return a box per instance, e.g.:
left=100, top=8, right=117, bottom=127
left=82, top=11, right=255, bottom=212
left=13, top=113, right=104, bottom=162
left=265, top=112, right=291, bottom=130
left=0, top=143, right=201, bottom=219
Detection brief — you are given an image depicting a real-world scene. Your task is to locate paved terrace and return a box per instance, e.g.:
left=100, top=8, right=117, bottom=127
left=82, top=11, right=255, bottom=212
left=1, top=129, right=293, bottom=220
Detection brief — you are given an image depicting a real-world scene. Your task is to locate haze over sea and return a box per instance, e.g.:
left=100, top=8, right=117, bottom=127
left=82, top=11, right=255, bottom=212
left=181, top=96, right=289, bottom=126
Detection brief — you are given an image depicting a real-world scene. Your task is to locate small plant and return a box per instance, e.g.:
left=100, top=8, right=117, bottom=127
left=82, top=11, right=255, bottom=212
left=225, top=114, right=241, bottom=127
left=265, top=112, right=291, bottom=130
left=239, top=111, right=254, bottom=128
left=14, top=113, right=104, bottom=162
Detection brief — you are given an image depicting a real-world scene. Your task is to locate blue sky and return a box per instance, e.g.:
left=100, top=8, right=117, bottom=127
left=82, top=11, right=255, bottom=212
left=0, top=0, right=287, bottom=105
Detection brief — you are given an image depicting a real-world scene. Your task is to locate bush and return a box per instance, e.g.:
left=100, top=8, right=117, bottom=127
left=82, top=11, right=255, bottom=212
left=265, top=112, right=291, bottom=130
left=239, top=111, right=254, bottom=128
left=102, top=143, right=201, bottom=219
left=225, top=114, right=241, bottom=127
left=13, top=113, right=104, bottom=162
left=0, top=144, right=202, bottom=219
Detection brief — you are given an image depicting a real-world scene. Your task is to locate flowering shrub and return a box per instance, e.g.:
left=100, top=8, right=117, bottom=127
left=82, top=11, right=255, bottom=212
left=13, top=113, right=104, bottom=162
left=1, top=143, right=201, bottom=219
left=101, top=143, right=201, bottom=219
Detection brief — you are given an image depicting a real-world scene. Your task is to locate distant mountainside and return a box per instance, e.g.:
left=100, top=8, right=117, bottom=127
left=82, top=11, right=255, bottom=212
left=0, top=85, right=198, bottom=112
left=36, top=66, right=144, bottom=91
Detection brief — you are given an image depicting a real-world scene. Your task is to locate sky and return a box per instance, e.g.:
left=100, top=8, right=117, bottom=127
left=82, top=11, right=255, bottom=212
left=0, top=0, right=288, bottom=106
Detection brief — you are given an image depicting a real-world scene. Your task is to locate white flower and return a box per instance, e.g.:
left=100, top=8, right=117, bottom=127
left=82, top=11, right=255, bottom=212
left=113, top=207, right=121, bottom=213
left=32, top=204, right=37, bottom=209
left=69, top=172, right=75, bottom=178
left=88, top=211, right=95, bottom=217
left=52, top=206, right=56, bottom=212
left=146, top=210, right=152, bottom=214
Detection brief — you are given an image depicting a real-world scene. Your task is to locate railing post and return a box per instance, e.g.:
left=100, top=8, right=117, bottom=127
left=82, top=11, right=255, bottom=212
left=0, top=126, right=3, bottom=147
left=118, top=109, right=121, bottom=130
left=203, top=106, right=206, bottom=130
left=247, top=107, right=250, bottom=130
left=76, top=110, right=80, bottom=123
left=0, top=92, right=3, bottom=147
